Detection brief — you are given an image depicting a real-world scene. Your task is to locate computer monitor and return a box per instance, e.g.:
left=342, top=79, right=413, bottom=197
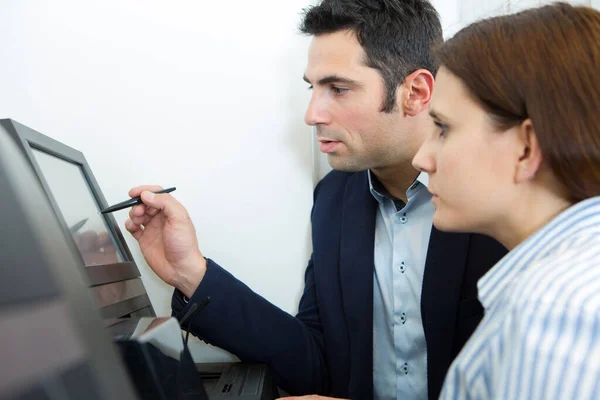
left=0, top=119, right=154, bottom=321
left=0, top=124, right=139, bottom=400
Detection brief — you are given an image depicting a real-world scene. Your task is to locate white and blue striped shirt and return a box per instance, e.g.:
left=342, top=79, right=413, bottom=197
left=440, top=196, right=600, bottom=399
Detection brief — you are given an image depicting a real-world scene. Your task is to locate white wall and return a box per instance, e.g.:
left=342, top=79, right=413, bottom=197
left=0, top=0, right=314, bottom=362
left=459, top=0, right=592, bottom=21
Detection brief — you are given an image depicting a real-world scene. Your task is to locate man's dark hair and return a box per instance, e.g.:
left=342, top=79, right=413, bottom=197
left=300, top=0, right=443, bottom=113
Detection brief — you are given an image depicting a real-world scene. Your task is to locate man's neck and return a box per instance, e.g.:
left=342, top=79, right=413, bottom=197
left=370, top=164, right=420, bottom=204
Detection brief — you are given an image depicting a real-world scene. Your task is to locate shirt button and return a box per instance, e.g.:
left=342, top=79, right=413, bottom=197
left=400, top=313, right=407, bottom=324
left=400, top=262, right=406, bottom=273
left=402, top=363, right=409, bottom=374
left=400, top=213, right=408, bottom=224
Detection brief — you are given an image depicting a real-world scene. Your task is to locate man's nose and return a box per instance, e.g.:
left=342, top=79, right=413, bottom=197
left=305, top=92, right=331, bottom=126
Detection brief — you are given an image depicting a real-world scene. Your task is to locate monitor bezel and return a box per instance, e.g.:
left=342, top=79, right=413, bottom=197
left=0, top=119, right=143, bottom=287
left=0, top=124, right=140, bottom=399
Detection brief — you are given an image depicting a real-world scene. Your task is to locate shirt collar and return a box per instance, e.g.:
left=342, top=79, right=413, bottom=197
left=478, top=196, right=600, bottom=309
left=368, top=170, right=429, bottom=206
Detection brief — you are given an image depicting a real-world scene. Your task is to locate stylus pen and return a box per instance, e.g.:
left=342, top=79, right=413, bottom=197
left=101, top=187, right=176, bottom=214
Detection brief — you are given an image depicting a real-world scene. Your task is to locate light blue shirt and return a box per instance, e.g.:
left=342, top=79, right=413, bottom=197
left=441, top=196, right=600, bottom=400
left=369, top=170, right=434, bottom=400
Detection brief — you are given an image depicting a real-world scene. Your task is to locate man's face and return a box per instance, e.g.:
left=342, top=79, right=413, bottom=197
left=303, top=30, right=419, bottom=172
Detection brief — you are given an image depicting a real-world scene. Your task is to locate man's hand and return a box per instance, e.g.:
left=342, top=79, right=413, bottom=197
left=124, top=185, right=206, bottom=298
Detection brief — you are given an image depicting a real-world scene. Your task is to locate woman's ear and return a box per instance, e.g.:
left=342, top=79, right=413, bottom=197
left=514, top=119, right=543, bottom=183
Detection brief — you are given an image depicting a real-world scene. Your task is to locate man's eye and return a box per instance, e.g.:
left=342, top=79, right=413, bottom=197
left=307, top=85, right=313, bottom=90
left=332, top=86, right=349, bottom=95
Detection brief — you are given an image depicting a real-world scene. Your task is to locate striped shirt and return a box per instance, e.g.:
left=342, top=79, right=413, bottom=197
left=440, top=196, right=600, bottom=400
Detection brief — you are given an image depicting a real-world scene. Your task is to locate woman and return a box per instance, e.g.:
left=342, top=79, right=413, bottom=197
left=412, top=3, right=600, bottom=399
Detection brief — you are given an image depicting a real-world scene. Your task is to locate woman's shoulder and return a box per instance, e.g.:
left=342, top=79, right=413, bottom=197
left=509, top=236, right=600, bottom=314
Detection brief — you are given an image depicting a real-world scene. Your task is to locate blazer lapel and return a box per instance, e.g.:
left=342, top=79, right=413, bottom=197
left=339, top=171, right=377, bottom=398
left=421, top=227, right=470, bottom=397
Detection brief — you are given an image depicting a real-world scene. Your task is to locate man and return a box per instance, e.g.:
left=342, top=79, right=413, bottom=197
left=125, top=0, right=507, bottom=398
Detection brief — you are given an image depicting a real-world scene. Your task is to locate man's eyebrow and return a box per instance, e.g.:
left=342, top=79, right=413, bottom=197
left=303, top=75, right=359, bottom=86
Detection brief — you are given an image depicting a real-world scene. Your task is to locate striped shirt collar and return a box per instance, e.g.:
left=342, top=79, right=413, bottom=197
left=478, top=196, right=600, bottom=310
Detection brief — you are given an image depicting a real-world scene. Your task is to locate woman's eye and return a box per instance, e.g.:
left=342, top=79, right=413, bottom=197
left=434, top=121, right=448, bottom=137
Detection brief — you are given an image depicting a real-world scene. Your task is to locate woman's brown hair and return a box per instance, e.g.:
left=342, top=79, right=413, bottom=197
left=437, top=3, right=600, bottom=202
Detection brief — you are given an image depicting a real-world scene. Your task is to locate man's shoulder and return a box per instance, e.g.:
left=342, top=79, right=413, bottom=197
left=311, top=170, right=370, bottom=220
left=315, top=169, right=367, bottom=195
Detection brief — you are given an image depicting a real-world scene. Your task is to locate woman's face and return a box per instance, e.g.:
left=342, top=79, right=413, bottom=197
left=412, top=67, right=522, bottom=235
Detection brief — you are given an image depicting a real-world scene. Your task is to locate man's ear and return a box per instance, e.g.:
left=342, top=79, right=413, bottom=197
left=401, top=69, right=434, bottom=116
left=515, top=119, right=543, bottom=183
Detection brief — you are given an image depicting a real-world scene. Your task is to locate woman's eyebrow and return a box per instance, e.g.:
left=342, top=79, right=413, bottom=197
left=430, top=108, right=451, bottom=122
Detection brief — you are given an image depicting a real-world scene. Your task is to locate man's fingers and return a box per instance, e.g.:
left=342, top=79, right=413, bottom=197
left=145, top=207, right=160, bottom=217
left=130, top=204, right=147, bottom=219
left=127, top=186, right=171, bottom=220
left=128, top=185, right=164, bottom=199
left=128, top=203, right=161, bottom=221
left=139, top=191, right=188, bottom=221
left=124, top=218, right=140, bottom=233
left=125, top=218, right=143, bottom=240
left=131, top=214, right=151, bottom=226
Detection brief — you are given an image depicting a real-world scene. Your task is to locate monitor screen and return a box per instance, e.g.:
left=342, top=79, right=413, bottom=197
left=30, top=148, right=124, bottom=267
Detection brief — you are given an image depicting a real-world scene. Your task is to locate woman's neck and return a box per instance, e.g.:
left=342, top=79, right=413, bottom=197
left=491, top=188, right=572, bottom=250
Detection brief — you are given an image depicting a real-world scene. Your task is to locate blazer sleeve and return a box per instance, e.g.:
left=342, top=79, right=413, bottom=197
left=171, top=256, right=330, bottom=395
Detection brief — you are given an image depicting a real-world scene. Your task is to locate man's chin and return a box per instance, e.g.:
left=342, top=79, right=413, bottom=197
left=326, top=154, right=367, bottom=173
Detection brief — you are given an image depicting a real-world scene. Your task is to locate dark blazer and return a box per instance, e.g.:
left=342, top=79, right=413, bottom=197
left=172, top=170, right=507, bottom=399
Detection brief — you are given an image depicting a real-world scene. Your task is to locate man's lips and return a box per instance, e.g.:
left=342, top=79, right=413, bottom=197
left=319, top=140, right=341, bottom=153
